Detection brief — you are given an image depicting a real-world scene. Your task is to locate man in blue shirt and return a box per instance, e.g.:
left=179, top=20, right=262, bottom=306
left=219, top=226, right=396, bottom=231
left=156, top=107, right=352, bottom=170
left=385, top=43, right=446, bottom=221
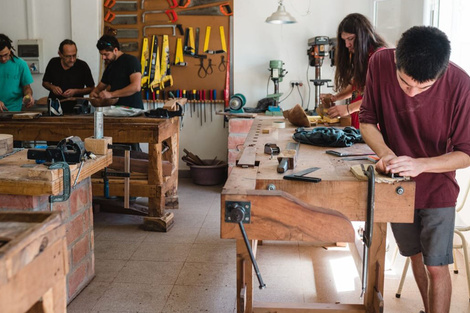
left=0, top=34, right=34, bottom=112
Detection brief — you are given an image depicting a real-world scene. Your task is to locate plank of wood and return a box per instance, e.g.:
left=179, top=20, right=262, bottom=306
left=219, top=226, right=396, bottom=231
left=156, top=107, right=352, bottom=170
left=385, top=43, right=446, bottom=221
left=221, top=191, right=355, bottom=243
left=236, top=145, right=257, bottom=167
left=350, top=164, right=410, bottom=183
left=253, top=302, right=365, bottom=312
left=12, top=112, right=42, bottom=119
left=0, top=134, right=13, bottom=156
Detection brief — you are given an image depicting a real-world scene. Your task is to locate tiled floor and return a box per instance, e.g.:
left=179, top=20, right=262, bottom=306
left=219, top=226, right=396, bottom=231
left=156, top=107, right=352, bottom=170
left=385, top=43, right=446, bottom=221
left=68, top=178, right=470, bottom=313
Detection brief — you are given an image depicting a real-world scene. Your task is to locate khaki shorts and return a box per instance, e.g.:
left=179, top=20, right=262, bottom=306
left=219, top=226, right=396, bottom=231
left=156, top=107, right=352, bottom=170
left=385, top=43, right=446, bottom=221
left=391, top=207, right=455, bottom=266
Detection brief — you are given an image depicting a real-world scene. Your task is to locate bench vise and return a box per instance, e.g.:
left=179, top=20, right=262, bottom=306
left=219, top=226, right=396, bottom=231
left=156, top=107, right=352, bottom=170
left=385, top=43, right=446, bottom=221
left=27, top=136, right=86, bottom=165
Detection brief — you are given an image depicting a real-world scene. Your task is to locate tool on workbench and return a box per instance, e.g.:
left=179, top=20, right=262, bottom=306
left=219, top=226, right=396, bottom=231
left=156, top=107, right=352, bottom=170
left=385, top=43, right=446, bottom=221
left=27, top=136, right=86, bottom=165
left=173, top=38, right=186, bottom=66
left=283, top=167, right=321, bottom=183
left=225, top=201, right=266, bottom=289
left=48, top=161, right=71, bottom=211
left=229, top=93, right=246, bottom=113
left=267, top=60, right=287, bottom=111
left=264, top=143, right=280, bottom=155
left=326, top=150, right=376, bottom=157
left=360, top=164, right=375, bottom=298
left=308, top=36, right=332, bottom=113
left=277, top=141, right=300, bottom=173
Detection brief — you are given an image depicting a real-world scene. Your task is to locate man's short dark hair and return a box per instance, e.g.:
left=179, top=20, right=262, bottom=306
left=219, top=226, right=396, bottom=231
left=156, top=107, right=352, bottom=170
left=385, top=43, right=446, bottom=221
left=396, top=26, right=451, bottom=83
left=59, top=39, right=76, bottom=53
left=97, top=35, right=120, bottom=51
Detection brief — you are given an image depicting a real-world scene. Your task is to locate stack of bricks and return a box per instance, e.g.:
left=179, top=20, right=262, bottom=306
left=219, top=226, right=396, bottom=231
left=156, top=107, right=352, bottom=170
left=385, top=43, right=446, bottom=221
left=227, top=118, right=254, bottom=174
left=0, top=177, right=94, bottom=303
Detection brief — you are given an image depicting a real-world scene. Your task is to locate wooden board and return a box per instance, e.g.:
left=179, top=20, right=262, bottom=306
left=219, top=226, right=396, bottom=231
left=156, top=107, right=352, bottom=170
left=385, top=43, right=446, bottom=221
left=0, top=212, right=67, bottom=313
left=0, top=134, right=13, bottom=156
left=11, top=112, right=42, bottom=119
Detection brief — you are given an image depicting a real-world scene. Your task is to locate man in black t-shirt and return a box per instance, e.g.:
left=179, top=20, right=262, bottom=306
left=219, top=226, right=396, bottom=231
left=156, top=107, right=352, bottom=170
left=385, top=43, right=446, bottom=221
left=42, top=39, right=95, bottom=100
left=90, top=35, right=143, bottom=109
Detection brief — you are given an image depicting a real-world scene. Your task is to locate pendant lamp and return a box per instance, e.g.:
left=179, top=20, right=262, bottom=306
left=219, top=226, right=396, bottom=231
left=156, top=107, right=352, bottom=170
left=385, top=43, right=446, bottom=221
left=265, top=0, right=297, bottom=24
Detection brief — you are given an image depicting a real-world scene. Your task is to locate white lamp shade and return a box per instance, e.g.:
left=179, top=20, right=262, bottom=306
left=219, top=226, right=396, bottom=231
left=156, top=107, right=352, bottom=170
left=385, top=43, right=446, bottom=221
left=265, top=2, right=297, bottom=24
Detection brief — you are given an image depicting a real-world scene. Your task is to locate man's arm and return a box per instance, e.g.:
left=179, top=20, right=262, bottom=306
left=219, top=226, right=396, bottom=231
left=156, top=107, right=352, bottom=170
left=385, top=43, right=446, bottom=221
left=22, top=85, right=34, bottom=108
left=62, top=86, right=94, bottom=98
left=42, top=81, right=63, bottom=96
left=360, top=122, right=470, bottom=177
left=99, top=72, right=141, bottom=99
left=90, top=82, right=108, bottom=98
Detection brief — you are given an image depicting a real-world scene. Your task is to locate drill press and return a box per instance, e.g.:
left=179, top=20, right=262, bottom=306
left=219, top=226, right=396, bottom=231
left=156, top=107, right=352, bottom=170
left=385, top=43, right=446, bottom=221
left=307, top=36, right=332, bottom=114
left=267, top=60, right=287, bottom=114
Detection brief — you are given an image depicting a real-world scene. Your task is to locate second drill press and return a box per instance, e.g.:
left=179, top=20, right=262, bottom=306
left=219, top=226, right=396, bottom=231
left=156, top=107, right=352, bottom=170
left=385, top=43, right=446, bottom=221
left=307, top=36, right=333, bottom=115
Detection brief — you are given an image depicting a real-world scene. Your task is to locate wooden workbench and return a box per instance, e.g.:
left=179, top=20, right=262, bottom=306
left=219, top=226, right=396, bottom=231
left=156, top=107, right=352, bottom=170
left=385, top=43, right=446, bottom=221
left=0, top=212, right=67, bottom=313
left=0, top=114, right=179, bottom=231
left=221, top=116, right=415, bottom=313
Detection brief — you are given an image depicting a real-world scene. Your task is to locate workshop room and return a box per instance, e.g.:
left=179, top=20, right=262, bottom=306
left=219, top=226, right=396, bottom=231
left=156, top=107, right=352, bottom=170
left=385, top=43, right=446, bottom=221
left=1, top=0, right=470, bottom=312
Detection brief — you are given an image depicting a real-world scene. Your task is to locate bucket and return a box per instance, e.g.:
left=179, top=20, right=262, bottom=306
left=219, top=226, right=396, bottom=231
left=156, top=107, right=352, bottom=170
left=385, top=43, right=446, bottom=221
left=189, top=160, right=228, bottom=186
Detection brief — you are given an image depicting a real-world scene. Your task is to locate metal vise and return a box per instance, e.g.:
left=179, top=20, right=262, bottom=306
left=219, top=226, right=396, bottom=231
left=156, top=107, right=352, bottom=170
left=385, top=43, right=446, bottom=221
left=27, top=136, right=86, bottom=165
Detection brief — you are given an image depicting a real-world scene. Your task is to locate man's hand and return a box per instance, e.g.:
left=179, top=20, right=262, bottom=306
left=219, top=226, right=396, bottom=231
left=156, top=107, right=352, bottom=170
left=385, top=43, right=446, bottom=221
left=0, top=101, right=7, bottom=112
left=327, top=104, right=349, bottom=118
left=51, top=85, right=63, bottom=96
left=99, top=90, right=112, bottom=99
left=386, top=156, right=425, bottom=178
left=62, top=89, right=76, bottom=98
left=23, top=95, right=34, bottom=108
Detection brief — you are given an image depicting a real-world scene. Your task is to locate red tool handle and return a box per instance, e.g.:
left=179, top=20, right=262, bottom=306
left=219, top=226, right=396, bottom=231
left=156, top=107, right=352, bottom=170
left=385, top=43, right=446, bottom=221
left=104, top=10, right=116, bottom=22
left=167, top=0, right=178, bottom=8
left=219, top=3, right=233, bottom=16
left=178, top=0, right=191, bottom=8
left=165, top=9, right=178, bottom=23
left=104, top=0, right=116, bottom=8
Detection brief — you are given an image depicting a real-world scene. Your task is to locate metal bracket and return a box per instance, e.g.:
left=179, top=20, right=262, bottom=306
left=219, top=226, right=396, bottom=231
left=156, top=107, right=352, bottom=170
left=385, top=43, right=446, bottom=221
left=225, top=201, right=251, bottom=223
left=48, top=161, right=71, bottom=204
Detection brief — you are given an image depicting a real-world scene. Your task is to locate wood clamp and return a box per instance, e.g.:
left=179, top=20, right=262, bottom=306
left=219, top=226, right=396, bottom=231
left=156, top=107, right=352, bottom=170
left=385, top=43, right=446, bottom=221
left=48, top=162, right=71, bottom=211
left=360, top=164, right=376, bottom=298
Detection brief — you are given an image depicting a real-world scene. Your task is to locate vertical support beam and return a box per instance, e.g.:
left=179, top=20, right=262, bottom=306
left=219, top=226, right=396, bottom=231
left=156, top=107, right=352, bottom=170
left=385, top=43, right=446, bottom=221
left=364, top=222, right=387, bottom=312
left=237, top=239, right=253, bottom=313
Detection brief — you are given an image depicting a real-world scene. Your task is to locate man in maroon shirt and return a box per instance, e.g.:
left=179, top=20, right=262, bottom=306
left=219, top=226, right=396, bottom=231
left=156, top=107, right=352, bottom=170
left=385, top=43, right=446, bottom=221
left=360, top=26, right=470, bottom=313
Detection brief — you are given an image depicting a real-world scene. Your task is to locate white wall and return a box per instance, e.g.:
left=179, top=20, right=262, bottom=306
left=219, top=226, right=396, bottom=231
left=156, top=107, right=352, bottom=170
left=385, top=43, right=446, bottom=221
left=233, top=0, right=373, bottom=112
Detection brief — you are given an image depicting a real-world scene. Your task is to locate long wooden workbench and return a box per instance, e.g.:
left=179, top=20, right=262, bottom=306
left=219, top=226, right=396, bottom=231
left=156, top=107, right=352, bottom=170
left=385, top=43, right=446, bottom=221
left=221, top=116, right=415, bottom=313
left=0, top=114, right=179, bottom=231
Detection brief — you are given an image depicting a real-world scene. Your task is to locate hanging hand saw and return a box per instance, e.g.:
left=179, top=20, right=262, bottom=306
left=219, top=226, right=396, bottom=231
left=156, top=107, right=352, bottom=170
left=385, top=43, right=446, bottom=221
left=160, top=35, right=174, bottom=89
left=203, top=26, right=227, bottom=54
left=174, top=38, right=186, bottom=66
left=148, top=35, right=162, bottom=90
left=140, top=37, right=150, bottom=88
left=150, top=36, right=162, bottom=90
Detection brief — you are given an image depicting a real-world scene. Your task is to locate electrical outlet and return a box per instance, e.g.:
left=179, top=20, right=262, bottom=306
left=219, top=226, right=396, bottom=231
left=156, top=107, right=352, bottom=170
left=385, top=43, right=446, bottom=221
left=290, top=80, right=303, bottom=87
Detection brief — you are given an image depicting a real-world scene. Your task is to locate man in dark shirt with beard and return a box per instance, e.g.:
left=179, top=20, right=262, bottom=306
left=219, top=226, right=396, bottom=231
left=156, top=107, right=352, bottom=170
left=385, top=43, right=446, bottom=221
left=90, top=35, right=143, bottom=109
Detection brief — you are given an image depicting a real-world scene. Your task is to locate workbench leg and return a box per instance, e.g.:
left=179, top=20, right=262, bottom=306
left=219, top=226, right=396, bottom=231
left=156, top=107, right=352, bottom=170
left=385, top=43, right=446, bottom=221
left=237, top=239, right=253, bottom=313
left=26, top=277, right=66, bottom=313
left=364, top=222, right=387, bottom=313
left=143, top=142, right=174, bottom=232
left=164, top=132, right=179, bottom=209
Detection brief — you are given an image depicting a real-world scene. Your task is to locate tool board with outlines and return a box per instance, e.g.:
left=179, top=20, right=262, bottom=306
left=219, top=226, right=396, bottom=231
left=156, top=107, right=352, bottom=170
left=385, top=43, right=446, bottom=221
left=103, top=0, right=233, bottom=105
